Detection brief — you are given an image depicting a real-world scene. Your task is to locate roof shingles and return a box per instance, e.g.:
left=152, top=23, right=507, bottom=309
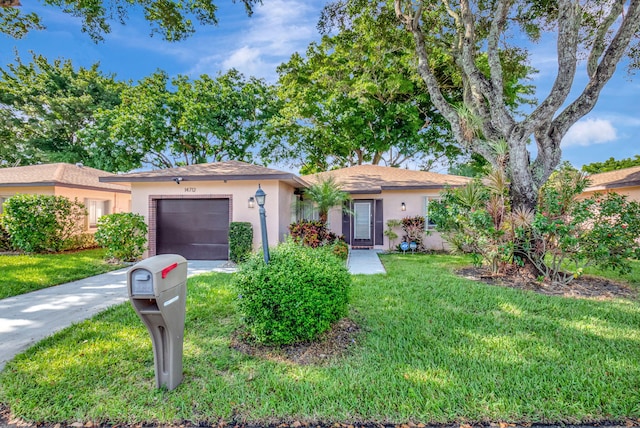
left=585, top=166, right=640, bottom=191
left=0, top=163, right=130, bottom=192
left=303, top=164, right=470, bottom=193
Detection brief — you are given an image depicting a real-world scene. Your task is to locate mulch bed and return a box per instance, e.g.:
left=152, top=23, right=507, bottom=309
left=230, top=317, right=361, bottom=366
left=457, top=266, right=637, bottom=300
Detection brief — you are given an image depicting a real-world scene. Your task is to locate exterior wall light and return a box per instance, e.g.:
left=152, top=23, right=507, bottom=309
left=401, top=202, right=406, bottom=211
left=248, top=197, right=255, bottom=208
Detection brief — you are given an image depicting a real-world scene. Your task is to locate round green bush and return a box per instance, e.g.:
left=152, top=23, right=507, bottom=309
left=233, top=240, right=351, bottom=345
left=95, top=213, right=148, bottom=262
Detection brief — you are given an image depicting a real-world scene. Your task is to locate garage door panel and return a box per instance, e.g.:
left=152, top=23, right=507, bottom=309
left=156, top=199, right=229, bottom=260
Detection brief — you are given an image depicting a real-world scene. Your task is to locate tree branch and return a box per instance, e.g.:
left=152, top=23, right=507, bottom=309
left=520, top=0, right=580, bottom=136
left=587, top=0, right=625, bottom=78
left=555, top=0, right=640, bottom=137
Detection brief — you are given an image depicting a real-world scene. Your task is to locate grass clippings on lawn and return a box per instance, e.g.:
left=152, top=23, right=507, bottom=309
left=0, top=254, right=639, bottom=427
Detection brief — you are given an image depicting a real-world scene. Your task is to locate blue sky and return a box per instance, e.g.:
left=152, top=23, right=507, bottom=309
left=1, top=0, right=639, bottom=171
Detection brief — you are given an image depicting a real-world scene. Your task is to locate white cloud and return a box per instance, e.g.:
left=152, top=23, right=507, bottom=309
left=192, top=0, right=322, bottom=81
left=562, top=118, right=618, bottom=147
left=222, top=46, right=267, bottom=76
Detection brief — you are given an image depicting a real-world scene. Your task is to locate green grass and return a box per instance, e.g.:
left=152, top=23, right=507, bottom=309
left=0, top=248, right=126, bottom=299
left=1, top=254, right=639, bottom=425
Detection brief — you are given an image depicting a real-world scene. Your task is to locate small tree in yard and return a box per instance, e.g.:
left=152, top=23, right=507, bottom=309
left=95, top=213, right=148, bottom=262
left=432, top=163, right=640, bottom=283
left=303, top=176, right=351, bottom=224
left=1, top=194, right=86, bottom=253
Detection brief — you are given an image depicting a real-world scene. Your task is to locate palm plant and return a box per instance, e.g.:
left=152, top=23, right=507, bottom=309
left=304, top=176, right=351, bottom=224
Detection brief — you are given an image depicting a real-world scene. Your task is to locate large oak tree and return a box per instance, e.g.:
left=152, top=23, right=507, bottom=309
left=392, top=0, right=640, bottom=212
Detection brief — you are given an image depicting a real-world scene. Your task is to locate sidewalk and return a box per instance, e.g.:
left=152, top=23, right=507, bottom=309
left=0, top=260, right=234, bottom=371
left=347, top=249, right=386, bottom=275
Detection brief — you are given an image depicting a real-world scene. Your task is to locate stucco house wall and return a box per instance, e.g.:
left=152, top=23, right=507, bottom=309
left=0, top=163, right=131, bottom=231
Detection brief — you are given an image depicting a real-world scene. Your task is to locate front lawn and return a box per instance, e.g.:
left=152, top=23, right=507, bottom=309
left=0, top=254, right=638, bottom=425
left=0, top=248, right=126, bottom=299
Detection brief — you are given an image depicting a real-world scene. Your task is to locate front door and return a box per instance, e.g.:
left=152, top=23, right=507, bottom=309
left=352, top=200, right=374, bottom=247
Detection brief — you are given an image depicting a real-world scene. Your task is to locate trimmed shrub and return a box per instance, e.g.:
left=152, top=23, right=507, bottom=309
left=95, top=213, right=148, bottom=262
left=0, top=215, right=15, bottom=252
left=1, top=194, right=87, bottom=253
left=233, top=240, right=351, bottom=345
left=229, top=222, right=253, bottom=263
left=64, top=232, right=98, bottom=251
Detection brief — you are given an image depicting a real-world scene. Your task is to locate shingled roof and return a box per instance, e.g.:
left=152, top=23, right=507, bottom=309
left=99, top=160, right=306, bottom=187
left=0, top=163, right=130, bottom=192
left=303, top=164, right=471, bottom=194
left=585, top=166, right=640, bottom=191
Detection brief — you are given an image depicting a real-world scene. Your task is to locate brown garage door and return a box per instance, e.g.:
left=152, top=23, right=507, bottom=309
left=156, top=198, right=229, bottom=260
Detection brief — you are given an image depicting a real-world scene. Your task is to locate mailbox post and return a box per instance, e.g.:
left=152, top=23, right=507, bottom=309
left=128, top=254, right=188, bottom=390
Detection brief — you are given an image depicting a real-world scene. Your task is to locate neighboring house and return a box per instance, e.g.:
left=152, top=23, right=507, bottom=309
left=581, top=166, right=640, bottom=200
left=304, top=165, right=470, bottom=250
left=0, top=163, right=131, bottom=230
left=101, top=160, right=470, bottom=260
left=100, top=161, right=306, bottom=260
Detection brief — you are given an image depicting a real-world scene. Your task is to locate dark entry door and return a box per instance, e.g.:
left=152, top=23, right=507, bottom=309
left=351, top=200, right=374, bottom=247
left=156, top=198, right=229, bottom=260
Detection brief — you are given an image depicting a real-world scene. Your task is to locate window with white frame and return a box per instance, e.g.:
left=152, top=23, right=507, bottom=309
left=294, top=194, right=319, bottom=222
left=423, top=196, right=440, bottom=230
left=86, top=199, right=110, bottom=227
left=0, top=196, right=5, bottom=214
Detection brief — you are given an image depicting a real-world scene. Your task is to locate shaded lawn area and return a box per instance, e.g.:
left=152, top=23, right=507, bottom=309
left=0, top=254, right=639, bottom=425
left=0, top=248, right=126, bottom=299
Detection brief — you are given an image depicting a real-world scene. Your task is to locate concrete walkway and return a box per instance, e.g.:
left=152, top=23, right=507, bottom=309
left=0, top=260, right=234, bottom=371
left=347, top=249, right=386, bottom=275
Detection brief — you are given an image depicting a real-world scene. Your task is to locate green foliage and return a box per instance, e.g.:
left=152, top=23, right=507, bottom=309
left=64, top=232, right=98, bottom=251
left=1, top=194, right=87, bottom=253
left=84, top=69, right=280, bottom=170
left=0, top=53, right=126, bottom=170
left=331, top=239, right=349, bottom=260
left=383, top=218, right=402, bottom=250
left=401, top=215, right=428, bottom=252
left=1, top=0, right=259, bottom=42
left=0, top=214, right=15, bottom=252
left=228, top=222, right=253, bottom=263
left=273, top=7, right=461, bottom=171
left=581, top=155, right=640, bottom=174
left=302, top=177, right=351, bottom=223
left=94, top=213, right=147, bottom=262
left=289, top=219, right=344, bottom=248
left=524, top=191, right=640, bottom=283
left=233, top=240, right=351, bottom=345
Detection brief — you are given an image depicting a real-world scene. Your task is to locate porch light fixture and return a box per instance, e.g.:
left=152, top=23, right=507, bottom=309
left=255, top=184, right=270, bottom=263
left=173, top=177, right=183, bottom=184
left=248, top=196, right=255, bottom=208
left=401, top=202, right=406, bottom=211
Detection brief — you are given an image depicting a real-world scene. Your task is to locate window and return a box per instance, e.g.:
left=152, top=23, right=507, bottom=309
left=294, top=195, right=319, bottom=222
left=0, top=197, right=5, bottom=214
left=87, top=199, right=110, bottom=227
left=423, top=196, right=440, bottom=230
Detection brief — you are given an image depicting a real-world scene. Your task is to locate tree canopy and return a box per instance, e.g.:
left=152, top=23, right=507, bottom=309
left=1, top=0, right=260, bottom=41
left=272, top=7, right=462, bottom=173
left=582, top=155, right=640, bottom=174
left=0, top=53, right=125, bottom=168
left=82, top=69, right=279, bottom=171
